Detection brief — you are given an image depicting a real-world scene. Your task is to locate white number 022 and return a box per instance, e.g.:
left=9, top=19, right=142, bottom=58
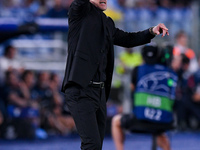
left=144, top=108, right=162, bottom=121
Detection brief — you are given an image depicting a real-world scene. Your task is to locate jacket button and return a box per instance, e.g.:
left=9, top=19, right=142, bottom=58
left=101, top=49, right=104, bottom=53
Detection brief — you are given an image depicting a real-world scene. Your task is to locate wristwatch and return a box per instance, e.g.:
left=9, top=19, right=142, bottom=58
left=149, top=27, right=157, bottom=36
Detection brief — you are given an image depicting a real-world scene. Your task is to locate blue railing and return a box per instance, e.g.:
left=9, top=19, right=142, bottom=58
left=0, top=18, right=68, bottom=32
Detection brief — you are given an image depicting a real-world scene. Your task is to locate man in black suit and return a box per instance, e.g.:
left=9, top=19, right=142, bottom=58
left=61, top=0, right=169, bottom=149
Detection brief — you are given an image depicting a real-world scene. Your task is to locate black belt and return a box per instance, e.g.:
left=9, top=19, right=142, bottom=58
left=89, top=81, right=105, bottom=89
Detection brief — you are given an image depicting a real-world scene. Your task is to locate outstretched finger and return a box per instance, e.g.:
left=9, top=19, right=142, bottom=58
left=161, top=26, right=168, bottom=31
left=159, top=23, right=168, bottom=31
left=162, top=29, right=166, bottom=37
left=166, top=30, right=169, bottom=36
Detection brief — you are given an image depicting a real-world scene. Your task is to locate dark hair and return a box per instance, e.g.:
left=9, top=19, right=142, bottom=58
left=3, top=45, right=15, bottom=56
left=5, top=70, right=18, bottom=81
left=175, top=30, right=187, bottom=40
left=181, top=54, right=190, bottom=65
left=21, top=70, right=34, bottom=81
left=142, top=44, right=173, bottom=67
left=141, top=45, right=159, bottom=64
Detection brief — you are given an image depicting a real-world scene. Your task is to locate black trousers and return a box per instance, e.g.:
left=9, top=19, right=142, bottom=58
left=65, top=84, right=107, bottom=150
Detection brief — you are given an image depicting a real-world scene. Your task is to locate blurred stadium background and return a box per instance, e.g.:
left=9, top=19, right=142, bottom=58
left=0, top=0, right=200, bottom=150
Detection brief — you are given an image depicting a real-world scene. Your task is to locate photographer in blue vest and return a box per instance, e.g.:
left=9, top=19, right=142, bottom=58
left=112, top=45, right=178, bottom=150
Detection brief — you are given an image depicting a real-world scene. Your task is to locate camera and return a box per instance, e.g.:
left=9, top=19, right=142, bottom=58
left=141, top=44, right=173, bottom=67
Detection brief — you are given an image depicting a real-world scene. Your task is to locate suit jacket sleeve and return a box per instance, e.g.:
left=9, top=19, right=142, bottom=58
left=106, top=16, right=155, bottom=47
left=113, top=28, right=155, bottom=48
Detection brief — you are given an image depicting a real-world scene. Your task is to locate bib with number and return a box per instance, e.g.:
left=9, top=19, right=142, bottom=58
left=133, top=64, right=177, bottom=123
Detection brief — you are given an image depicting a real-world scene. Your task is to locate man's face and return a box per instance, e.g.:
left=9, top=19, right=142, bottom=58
left=90, top=0, right=107, bottom=11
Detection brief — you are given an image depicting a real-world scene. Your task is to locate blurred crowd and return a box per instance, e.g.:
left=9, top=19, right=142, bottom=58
left=0, top=45, right=75, bottom=139
left=1, top=31, right=200, bottom=140
left=0, top=0, right=195, bottom=19
left=0, top=0, right=73, bottom=19
left=0, top=0, right=200, bottom=140
left=114, top=0, right=194, bottom=9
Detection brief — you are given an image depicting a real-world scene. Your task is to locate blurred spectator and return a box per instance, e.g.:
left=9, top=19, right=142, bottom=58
left=32, top=71, right=52, bottom=109
left=49, top=72, right=62, bottom=92
left=117, top=48, right=143, bottom=75
left=46, top=92, right=76, bottom=135
left=157, top=0, right=172, bottom=8
left=147, top=0, right=158, bottom=15
left=3, top=70, right=38, bottom=120
left=174, top=54, right=195, bottom=130
left=171, top=0, right=193, bottom=7
left=32, top=71, right=75, bottom=135
left=49, top=73, right=76, bottom=134
left=0, top=69, right=75, bottom=138
left=49, top=72, right=65, bottom=113
left=173, top=31, right=199, bottom=74
left=0, top=45, right=23, bottom=85
left=117, top=0, right=126, bottom=8
left=1, top=70, right=40, bottom=139
left=25, top=0, right=40, bottom=17
left=45, top=0, right=68, bottom=18
left=21, top=70, right=36, bottom=96
left=116, top=48, right=143, bottom=113
left=20, top=70, right=48, bottom=138
left=171, top=55, right=182, bottom=73
left=181, top=57, right=200, bottom=130
left=20, top=70, right=40, bottom=112
left=49, top=73, right=76, bottom=135
left=37, top=0, right=49, bottom=16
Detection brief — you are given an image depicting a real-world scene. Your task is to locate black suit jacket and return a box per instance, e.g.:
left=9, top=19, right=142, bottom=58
left=61, top=0, right=155, bottom=100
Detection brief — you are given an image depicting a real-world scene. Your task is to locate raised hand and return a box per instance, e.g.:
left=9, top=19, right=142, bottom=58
left=153, top=23, right=169, bottom=37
